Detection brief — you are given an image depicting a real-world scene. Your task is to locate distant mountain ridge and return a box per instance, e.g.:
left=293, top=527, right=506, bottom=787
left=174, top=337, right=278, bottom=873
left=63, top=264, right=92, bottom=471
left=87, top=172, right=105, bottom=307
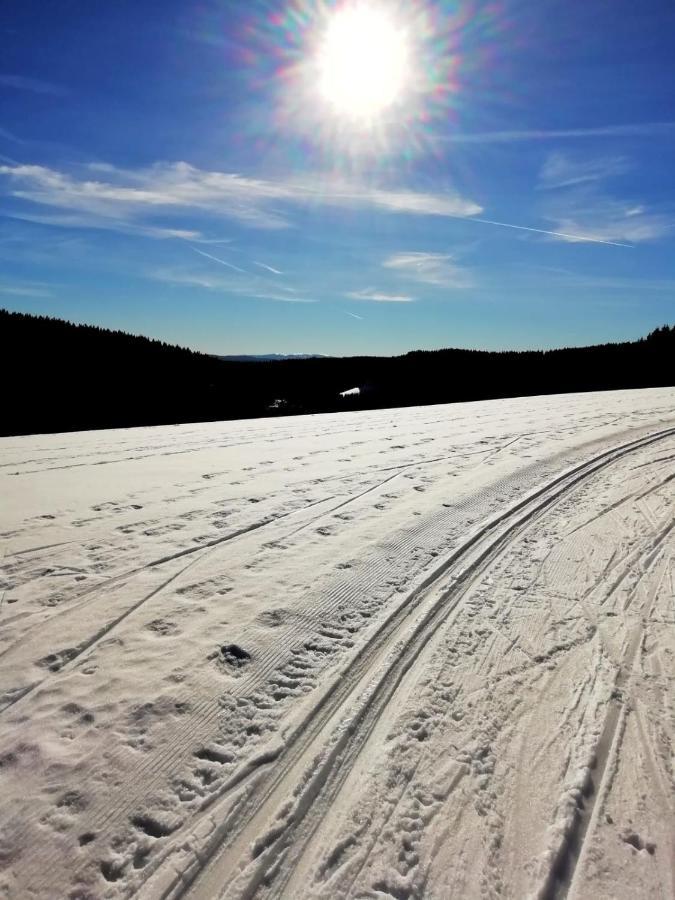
left=2, top=308, right=674, bottom=436
left=216, top=354, right=326, bottom=362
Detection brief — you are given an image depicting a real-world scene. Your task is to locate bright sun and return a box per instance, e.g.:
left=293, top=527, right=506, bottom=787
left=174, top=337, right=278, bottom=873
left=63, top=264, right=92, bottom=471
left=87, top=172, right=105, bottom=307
left=316, top=4, right=410, bottom=121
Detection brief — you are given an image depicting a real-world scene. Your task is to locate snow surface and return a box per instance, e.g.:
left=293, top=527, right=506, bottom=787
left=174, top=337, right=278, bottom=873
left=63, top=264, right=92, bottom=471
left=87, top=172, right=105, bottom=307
left=1, top=387, right=675, bottom=899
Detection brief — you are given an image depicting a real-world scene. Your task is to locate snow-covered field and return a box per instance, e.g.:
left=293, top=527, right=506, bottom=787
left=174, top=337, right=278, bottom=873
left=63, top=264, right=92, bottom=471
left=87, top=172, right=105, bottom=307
left=2, top=388, right=675, bottom=900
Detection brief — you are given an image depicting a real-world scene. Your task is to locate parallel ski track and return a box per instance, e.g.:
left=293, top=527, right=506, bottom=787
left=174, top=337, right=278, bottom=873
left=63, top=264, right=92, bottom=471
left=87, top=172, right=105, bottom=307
left=1, top=443, right=441, bottom=675
left=0, top=441, right=464, bottom=716
left=81, top=425, right=675, bottom=853
left=151, top=423, right=675, bottom=900
left=14, top=423, right=675, bottom=898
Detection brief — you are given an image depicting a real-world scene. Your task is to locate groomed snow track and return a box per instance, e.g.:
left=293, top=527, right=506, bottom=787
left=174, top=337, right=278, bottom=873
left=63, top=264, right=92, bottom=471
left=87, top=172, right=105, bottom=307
left=2, top=390, right=675, bottom=900
left=150, top=424, right=675, bottom=900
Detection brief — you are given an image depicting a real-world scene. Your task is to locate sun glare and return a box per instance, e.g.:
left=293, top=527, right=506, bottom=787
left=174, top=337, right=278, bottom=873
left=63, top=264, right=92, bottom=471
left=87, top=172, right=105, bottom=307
left=260, top=0, right=466, bottom=158
left=316, top=4, right=410, bottom=121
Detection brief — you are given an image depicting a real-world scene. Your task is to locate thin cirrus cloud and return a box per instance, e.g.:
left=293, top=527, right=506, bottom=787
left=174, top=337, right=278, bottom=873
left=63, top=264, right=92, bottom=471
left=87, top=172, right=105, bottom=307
left=538, top=152, right=631, bottom=190
left=0, top=282, right=53, bottom=298
left=548, top=210, right=670, bottom=245
left=5, top=208, right=201, bottom=240
left=542, top=187, right=670, bottom=245
left=346, top=288, right=415, bottom=303
left=1, top=160, right=662, bottom=250
left=0, top=161, right=483, bottom=237
left=151, top=267, right=314, bottom=303
left=535, top=152, right=671, bottom=245
left=382, top=252, right=473, bottom=288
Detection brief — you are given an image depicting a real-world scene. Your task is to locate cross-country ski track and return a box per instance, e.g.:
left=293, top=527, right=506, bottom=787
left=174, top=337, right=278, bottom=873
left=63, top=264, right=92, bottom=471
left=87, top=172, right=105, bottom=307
left=1, top=388, right=674, bottom=899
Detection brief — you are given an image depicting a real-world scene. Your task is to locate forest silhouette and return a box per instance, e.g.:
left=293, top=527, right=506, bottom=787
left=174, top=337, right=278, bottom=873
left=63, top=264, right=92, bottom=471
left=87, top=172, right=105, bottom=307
left=2, top=308, right=674, bottom=436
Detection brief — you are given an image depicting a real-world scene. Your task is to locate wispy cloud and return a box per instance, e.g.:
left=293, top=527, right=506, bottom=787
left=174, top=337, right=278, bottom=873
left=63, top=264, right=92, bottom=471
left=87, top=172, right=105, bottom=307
left=541, top=189, right=670, bottom=245
left=5, top=209, right=201, bottom=240
left=151, top=267, right=314, bottom=302
left=356, top=186, right=480, bottom=217
left=151, top=269, right=226, bottom=291
left=530, top=152, right=670, bottom=245
left=0, top=74, right=68, bottom=96
left=249, top=289, right=313, bottom=303
left=539, top=152, right=630, bottom=190
left=0, top=281, right=53, bottom=298
left=0, top=162, right=288, bottom=232
left=3, top=159, right=655, bottom=250
left=0, top=161, right=482, bottom=238
left=190, top=245, right=246, bottom=273
left=383, top=252, right=473, bottom=288
left=439, top=122, right=675, bottom=143
left=346, top=288, right=414, bottom=303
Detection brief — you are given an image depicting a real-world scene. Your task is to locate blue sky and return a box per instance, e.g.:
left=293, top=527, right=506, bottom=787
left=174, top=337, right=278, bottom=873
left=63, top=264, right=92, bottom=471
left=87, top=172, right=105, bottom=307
left=1, top=0, right=674, bottom=355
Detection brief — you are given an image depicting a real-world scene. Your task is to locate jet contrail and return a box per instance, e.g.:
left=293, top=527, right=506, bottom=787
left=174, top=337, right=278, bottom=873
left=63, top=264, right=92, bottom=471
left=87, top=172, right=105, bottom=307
left=190, top=245, right=246, bottom=272
left=254, top=260, right=283, bottom=275
left=470, top=217, right=632, bottom=248
left=438, top=121, right=675, bottom=143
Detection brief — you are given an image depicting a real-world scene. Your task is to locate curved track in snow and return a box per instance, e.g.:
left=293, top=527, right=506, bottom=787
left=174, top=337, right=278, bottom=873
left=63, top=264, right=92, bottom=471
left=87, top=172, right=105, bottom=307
left=1, top=388, right=674, bottom=900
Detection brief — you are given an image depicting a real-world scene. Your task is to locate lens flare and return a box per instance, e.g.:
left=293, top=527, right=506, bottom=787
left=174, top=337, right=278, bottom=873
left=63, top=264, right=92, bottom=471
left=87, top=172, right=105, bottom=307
left=226, top=0, right=507, bottom=167
left=316, top=5, right=410, bottom=120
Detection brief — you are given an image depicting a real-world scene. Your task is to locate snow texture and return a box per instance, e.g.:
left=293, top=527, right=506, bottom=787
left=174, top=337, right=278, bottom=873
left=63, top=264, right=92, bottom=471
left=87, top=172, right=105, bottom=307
left=1, top=387, right=674, bottom=899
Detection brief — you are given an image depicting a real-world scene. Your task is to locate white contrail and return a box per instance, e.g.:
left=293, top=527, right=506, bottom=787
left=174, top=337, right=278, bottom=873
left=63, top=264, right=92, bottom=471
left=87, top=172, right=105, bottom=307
left=345, top=310, right=363, bottom=320
left=439, top=122, right=675, bottom=143
left=470, top=217, right=632, bottom=247
left=190, top=245, right=246, bottom=272
left=254, top=260, right=283, bottom=275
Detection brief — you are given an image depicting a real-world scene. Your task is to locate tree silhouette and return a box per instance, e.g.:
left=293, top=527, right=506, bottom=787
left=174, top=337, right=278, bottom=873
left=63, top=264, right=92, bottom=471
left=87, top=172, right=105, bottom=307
left=2, top=308, right=674, bottom=436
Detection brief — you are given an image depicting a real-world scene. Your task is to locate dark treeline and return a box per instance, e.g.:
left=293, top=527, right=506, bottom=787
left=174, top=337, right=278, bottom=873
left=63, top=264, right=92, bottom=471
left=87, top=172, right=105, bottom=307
left=2, top=308, right=674, bottom=436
